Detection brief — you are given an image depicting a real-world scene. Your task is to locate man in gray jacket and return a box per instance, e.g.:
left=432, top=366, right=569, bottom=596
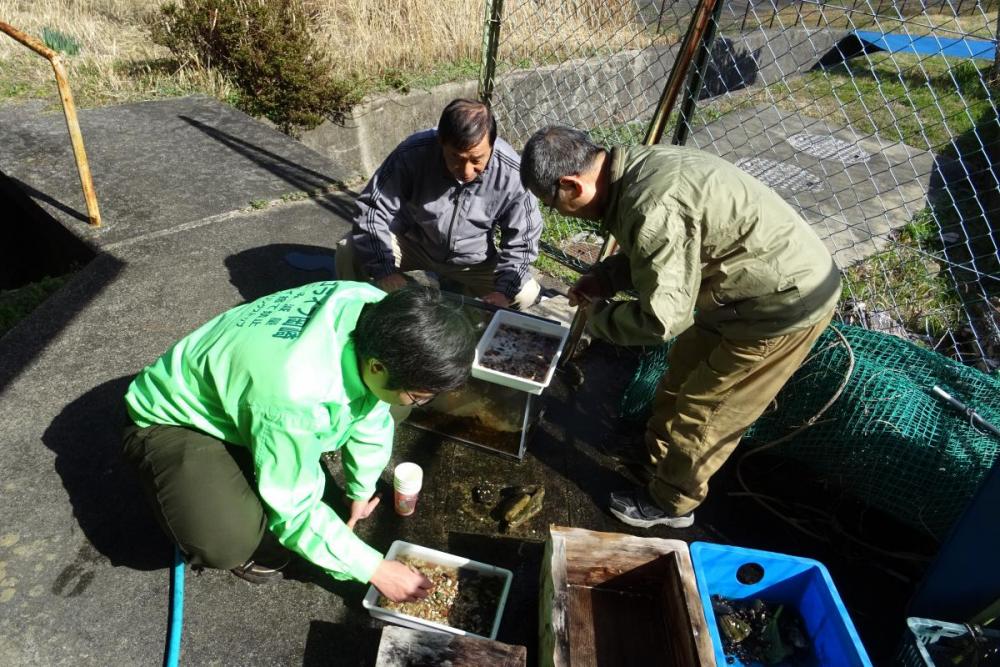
left=521, top=126, right=841, bottom=529
left=335, top=99, right=542, bottom=309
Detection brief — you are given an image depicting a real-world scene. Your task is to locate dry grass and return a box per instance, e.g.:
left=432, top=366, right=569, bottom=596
left=1, top=0, right=668, bottom=109
left=0, top=0, right=234, bottom=107
left=314, top=0, right=484, bottom=75
left=4, top=1, right=989, bottom=109
left=317, top=0, right=668, bottom=79
left=498, top=0, right=669, bottom=60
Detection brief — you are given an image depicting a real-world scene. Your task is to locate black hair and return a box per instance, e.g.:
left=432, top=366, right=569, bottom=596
left=353, top=285, right=475, bottom=393
left=520, top=125, right=605, bottom=202
left=438, top=99, right=497, bottom=149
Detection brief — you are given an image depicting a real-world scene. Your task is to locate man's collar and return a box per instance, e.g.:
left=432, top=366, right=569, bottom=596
left=341, top=339, right=377, bottom=410
left=601, top=147, right=625, bottom=230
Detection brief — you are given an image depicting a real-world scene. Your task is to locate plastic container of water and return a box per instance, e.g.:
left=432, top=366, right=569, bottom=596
left=690, top=541, right=872, bottom=666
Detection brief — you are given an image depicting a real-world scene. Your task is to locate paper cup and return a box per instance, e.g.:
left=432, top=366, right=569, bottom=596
left=393, top=462, right=423, bottom=516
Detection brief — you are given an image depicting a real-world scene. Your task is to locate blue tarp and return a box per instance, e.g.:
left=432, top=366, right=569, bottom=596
left=854, top=30, right=997, bottom=60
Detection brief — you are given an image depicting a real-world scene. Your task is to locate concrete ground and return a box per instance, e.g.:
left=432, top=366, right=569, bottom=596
left=0, top=96, right=924, bottom=665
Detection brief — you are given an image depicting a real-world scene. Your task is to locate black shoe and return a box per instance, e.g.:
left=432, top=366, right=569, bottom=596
left=230, top=554, right=290, bottom=584
left=608, top=487, right=694, bottom=528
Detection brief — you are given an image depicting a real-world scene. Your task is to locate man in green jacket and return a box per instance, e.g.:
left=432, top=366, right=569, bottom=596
left=521, top=126, right=841, bottom=528
left=123, top=282, right=475, bottom=601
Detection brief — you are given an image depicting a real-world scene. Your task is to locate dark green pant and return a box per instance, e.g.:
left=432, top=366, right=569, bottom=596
left=122, top=423, right=272, bottom=569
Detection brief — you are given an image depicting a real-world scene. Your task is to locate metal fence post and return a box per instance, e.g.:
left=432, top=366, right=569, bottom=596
left=671, top=0, right=726, bottom=147
left=561, top=0, right=724, bottom=363
left=479, top=0, right=505, bottom=107
left=645, top=0, right=724, bottom=145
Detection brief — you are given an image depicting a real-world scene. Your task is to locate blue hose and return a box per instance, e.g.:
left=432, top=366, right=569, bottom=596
left=164, top=546, right=185, bottom=667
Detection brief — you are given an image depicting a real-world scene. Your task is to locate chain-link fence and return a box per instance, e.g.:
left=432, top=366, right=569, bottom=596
left=480, top=0, right=1000, bottom=372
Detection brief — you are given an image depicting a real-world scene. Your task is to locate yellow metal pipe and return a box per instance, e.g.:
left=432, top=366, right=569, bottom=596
left=0, top=20, right=102, bottom=227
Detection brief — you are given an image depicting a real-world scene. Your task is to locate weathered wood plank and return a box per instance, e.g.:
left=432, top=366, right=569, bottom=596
left=375, top=626, right=527, bottom=667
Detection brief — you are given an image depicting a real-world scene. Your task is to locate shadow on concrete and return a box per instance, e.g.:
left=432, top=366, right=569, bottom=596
left=530, top=341, right=644, bottom=510
left=4, top=173, right=91, bottom=225
left=224, top=243, right=339, bottom=303
left=702, top=37, right=762, bottom=99
left=303, top=619, right=382, bottom=666
left=923, top=107, right=999, bottom=362
left=178, top=116, right=360, bottom=219
left=0, top=252, right=123, bottom=394
left=41, top=375, right=171, bottom=572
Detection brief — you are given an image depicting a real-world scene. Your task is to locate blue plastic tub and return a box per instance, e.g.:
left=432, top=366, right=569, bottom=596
left=690, top=542, right=872, bottom=666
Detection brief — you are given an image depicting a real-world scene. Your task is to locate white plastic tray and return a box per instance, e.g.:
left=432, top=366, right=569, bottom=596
left=362, top=540, right=513, bottom=640
left=471, top=310, right=570, bottom=395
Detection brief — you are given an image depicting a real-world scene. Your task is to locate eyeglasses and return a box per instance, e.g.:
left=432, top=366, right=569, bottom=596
left=404, top=390, right=436, bottom=407
left=544, top=190, right=559, bottom=209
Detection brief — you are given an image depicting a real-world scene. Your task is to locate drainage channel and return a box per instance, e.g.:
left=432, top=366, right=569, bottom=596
left=0, top=168, right=94, bottom=291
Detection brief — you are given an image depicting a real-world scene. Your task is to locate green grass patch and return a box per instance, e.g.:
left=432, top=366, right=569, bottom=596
left=590, top=121, right=648, bottom=147
left=841, top=246, right=963, bottom=340
left=709, top=53, right=998, bottom=154
left=373, top=58, right=481, bottom=95
left=0, top=274, right=73, bottom=339
left=42, top=28, right=81, bottom=56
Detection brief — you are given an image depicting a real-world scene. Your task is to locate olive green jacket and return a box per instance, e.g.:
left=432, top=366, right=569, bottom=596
left=589, top=145, right=841, bottom=345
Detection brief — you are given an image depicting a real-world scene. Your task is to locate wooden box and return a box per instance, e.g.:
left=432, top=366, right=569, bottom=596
left=540, top=526, right=716, bottom=667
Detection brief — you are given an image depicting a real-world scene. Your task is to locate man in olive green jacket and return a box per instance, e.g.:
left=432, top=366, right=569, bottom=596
left=521, top=126, right=841, bottom=528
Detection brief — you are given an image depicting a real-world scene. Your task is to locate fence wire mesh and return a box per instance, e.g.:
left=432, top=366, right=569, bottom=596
left=481, top=0, right=1000, bottom=372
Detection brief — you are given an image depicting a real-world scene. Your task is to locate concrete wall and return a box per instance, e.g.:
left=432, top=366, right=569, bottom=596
left=299, top=80, right=478, bottom=183
left=300, top=28, right=845, bottom=181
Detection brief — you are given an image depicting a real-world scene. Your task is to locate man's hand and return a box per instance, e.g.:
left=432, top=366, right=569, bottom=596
left=376, top=273, right=408, bottom=292
left=480, top=291, right=511, bottom=308
left=346, top=496, right=380, bottom=531
left=568, top=273, right=607, bottom=307
left=370, top=559, right=434, bottom=602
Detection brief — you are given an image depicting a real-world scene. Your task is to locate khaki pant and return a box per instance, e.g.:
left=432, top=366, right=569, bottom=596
left=645, top=310, right=835, bottom=516
left=334, top=234, right=541, bottom=311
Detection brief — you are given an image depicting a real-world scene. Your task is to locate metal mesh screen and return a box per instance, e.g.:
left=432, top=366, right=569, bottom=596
left=480, top=0, right=1000, bottom=371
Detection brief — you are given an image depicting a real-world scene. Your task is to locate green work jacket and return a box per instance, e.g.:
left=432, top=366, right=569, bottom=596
left=590, top=145, right=841, bottom=345
left=125, top=281, right=391, bottom=583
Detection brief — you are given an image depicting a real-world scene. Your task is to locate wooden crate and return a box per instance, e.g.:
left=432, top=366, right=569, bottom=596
left=375, top=626, right=526, bottom=667
left=540, top=526, right=716, bottom=667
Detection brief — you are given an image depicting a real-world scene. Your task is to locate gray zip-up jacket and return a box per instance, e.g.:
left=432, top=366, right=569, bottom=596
left=350, top=129, right=542, bottom=298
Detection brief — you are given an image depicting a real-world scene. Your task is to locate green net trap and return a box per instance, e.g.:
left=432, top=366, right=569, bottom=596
left=618, top=323, right=1000, bottom=539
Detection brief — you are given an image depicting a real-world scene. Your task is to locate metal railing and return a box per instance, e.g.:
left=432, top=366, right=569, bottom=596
left=0, top=20, right=102, bottom=228
left=480, top=0, right=1000, bottom=371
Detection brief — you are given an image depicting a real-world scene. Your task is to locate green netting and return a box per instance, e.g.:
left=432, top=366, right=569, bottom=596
left=618, top=323, right=1000, bottom=539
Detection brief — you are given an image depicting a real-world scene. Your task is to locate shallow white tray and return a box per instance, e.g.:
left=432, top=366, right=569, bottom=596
left=362, top=540, right=513, bottom=640
left=471, top=310, right=570, bottom=395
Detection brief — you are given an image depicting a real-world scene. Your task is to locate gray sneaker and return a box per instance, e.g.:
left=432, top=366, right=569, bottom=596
left=608, top=488, right=694, bottom=528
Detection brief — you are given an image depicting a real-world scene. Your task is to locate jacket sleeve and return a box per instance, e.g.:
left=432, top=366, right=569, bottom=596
left=352, top=150, right=410, bottom=281
left=588, top=205, right=699, bottom=346
left=248, top=410, right=385, bottom=584
left=341, top=404, right=394, bottom=501
left=493, top=192, right=542, bottom=298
